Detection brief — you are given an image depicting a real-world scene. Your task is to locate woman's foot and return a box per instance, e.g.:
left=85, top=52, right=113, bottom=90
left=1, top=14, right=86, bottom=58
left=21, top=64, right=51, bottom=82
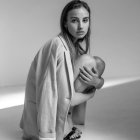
left=70, top=127, right=82, bottom=139
left=64, top=127, right=82, bottom=140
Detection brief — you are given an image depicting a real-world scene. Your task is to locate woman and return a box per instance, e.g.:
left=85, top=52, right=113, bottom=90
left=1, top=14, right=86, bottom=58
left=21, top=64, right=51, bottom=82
left=20, top=0, right=104, bottom=140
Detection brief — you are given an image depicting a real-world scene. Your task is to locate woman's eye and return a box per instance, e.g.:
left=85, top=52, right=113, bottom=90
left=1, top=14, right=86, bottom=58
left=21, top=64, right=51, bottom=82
left=71, top=18, right=79, bottom=23
left=71, top=19, right=77, bottom=23
left=83, top=18, right=89, bottom=23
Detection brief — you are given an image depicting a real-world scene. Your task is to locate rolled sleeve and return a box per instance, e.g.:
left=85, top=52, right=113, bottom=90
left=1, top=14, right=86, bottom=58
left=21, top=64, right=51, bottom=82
left=39, top=136, right=56, bottom=140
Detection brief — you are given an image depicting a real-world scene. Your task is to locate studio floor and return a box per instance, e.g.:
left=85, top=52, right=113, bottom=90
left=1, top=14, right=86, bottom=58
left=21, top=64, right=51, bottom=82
left=0, top=78, right=140, bottom=140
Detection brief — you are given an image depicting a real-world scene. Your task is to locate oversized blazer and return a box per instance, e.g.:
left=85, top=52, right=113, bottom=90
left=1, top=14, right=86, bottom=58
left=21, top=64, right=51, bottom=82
left=20, top=33, right=75, bottom=140
left=20, top=33, right=87, bottom=140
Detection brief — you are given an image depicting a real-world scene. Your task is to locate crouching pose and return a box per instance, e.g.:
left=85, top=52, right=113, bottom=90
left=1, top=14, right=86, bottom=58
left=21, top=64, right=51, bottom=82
left=20, top=1, right=105, bottom=140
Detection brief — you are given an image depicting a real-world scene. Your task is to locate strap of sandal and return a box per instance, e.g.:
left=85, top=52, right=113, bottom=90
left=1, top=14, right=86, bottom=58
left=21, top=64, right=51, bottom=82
left=64, top=127, right=82, bottom=140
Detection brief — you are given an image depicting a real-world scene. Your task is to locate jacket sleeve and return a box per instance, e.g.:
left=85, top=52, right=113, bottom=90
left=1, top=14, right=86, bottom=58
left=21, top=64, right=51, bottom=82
left=36, top=43, right=58, bottom=140
left=35, top=37, right=73, bottom=140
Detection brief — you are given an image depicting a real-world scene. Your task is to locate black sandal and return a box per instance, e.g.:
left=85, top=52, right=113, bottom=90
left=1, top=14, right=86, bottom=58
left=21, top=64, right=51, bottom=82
left=72, top=127, right=82, bottom=134
left=64, top=127, right=82, bottom=140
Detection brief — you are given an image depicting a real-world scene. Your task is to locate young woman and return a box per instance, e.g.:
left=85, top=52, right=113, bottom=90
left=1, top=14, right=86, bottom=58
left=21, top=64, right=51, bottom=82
left=20, top=0, right=104, bottom=140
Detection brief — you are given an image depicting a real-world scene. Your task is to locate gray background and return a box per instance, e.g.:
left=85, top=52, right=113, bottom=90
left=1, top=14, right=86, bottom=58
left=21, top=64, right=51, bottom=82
left=0, top=0, right=140, bottom=86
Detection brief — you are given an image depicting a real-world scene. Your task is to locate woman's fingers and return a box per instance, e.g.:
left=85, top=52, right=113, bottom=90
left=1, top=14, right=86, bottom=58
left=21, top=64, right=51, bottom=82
left=79, top=68, right=92, bottom=81
left=83, top=66, right=94, bottom=76
left=79, top=66, right=97, bottom=80
left=79, top=73, right=89, bottom=83
left=79, top=66, right=100, bottom=86
left=83, top=66, right=97, bottom=76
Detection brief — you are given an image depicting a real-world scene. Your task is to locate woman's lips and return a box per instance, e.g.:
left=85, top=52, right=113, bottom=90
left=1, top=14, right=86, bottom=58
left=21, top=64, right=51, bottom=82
left=76, top=31, right=85, bottom=35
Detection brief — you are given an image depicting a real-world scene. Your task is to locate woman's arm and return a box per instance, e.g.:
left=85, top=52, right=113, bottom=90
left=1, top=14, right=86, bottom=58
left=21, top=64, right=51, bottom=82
left=70, top=89, right=95, bottom=107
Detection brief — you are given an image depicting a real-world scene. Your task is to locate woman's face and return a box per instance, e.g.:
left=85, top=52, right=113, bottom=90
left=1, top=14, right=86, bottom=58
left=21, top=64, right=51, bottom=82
left=66, top=7, right=90, bottom=40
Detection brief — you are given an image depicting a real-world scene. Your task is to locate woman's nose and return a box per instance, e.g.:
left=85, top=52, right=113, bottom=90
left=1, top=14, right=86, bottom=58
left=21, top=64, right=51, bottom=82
left=78, top=21, right=83, bottom=29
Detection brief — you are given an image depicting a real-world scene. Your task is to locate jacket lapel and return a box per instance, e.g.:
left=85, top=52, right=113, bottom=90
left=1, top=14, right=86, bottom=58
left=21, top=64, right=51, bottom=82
left=58, top=35, right=74, bottom=98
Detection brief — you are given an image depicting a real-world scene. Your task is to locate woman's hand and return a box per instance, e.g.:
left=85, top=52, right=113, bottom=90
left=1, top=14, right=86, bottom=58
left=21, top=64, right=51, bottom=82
left=79, top=66, right=104, bottom=89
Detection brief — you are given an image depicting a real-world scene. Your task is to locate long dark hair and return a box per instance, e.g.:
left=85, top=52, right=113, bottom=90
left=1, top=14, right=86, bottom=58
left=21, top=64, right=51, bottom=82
left=60, top=0, right=91, bottom=54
